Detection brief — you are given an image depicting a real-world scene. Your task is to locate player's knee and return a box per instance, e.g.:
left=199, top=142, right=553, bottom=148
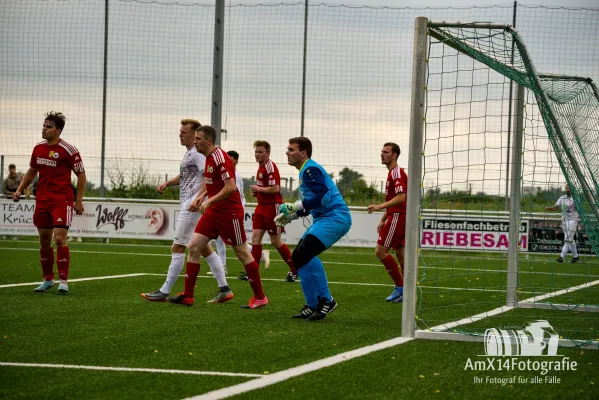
left=292, top=235, right=326, bottom=269
left=54, top=236, right=67, bottom=247
left=232, top=244, right=253, bottom=265
left=375, top=246, right=389, bottom=260
left=188, top=242, right=202, bottom=259
left=270, top=234, right=284, bottom=248
left=292, top=247, right=313, bottom=270
left=172, top=243, right=186, bottom=253
left=252, top=228, right=267, bottom=243
left=38, top=233, right=52, bottom=247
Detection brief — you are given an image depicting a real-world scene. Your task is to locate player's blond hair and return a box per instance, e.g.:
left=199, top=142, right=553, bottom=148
left=180, top=119, right=201, bottom=131
left=253, top=140, right=271, bottom=154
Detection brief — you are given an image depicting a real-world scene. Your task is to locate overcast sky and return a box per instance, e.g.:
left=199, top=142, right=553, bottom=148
left=2, top=0, right=597, bottom=194
left=227, top=0, right=598, bottom=8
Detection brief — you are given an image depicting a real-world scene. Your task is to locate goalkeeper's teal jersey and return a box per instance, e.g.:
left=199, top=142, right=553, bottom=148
left=299, top=159, right=349, bottom=220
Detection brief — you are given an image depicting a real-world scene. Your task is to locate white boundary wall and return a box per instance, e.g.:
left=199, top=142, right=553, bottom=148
left=0, top=198, right=542, bottom=251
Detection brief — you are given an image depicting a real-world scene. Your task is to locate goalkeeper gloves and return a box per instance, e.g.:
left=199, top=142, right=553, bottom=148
left=278, top=200, right=304, bottom=216
left=274, top=213, right=298, bottom=227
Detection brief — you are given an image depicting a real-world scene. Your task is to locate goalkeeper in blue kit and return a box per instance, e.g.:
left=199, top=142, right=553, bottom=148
left=275, top=137, right=352, bottom=321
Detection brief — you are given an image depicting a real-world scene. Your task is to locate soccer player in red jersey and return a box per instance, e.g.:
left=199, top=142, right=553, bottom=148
left=249, top=140, right=298, bottom=282
left=367, top=143, right=408, bottom=302
left=141, top=119, right=232, bottom=304
left=169, top=126, right=268, bottom=309
left=12, top=112, right=86, bottom=294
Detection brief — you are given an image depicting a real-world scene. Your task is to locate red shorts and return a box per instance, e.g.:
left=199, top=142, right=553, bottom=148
left=252, top=203, right=284, bottom=235
left=33, top=201, right=74, bottom=229
left=377, top=213, right=406, bottom=249
left=195, top=211, right=247, bottom=246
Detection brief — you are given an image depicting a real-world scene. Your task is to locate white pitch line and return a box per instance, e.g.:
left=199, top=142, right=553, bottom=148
left=0, top=272, right=532, bottom=294
left=142, top=274, right=532, bottom=294
left=425, top=279, right=599, bottom=332
left=0, top=362, right=262, bottom=378
left=3, top=246, right=595, bottom=278
left=184, top=337, right=413, bottom=400
left=519, top=279, right=599, bottom=304
left=0, top=273, right=147, bottom=289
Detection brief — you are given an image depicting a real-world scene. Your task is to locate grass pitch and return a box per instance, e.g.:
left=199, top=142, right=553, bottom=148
left=1, top=240, right=598, bottom=399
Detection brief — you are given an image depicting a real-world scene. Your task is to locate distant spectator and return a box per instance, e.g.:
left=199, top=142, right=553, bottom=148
left=3, top=164, right=23, bottom=197
left=545, top=184, right=579, bottom=263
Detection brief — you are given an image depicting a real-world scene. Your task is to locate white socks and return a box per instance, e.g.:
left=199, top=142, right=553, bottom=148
left=160, top=252, right=186, bottom=294
left=205, top=252, right=228, bottom=288
left=215, top=237, right=227, bottom=267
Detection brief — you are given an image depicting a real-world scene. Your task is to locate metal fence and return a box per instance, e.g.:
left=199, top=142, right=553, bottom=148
left=1, top=1, right=598, bottom=199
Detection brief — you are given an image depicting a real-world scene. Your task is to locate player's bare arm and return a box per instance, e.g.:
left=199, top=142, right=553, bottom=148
left=158, top=174, right=181, bottom=194
left=189, top=182, right=207, bottom=212
left=377, top=210, right=388, bottom=233
left=367, top=193, right=406, bottom=214
left=200, top=178, right=236, bottom=213
left=74, top=171, right=86, bottom=215
left=12, top=167, right=38, bottom=202
left=250, top=184, right=280, bottom=195
left=545, top=205, right=558, bottom=211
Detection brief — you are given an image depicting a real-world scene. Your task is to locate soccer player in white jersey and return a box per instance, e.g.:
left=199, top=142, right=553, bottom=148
left=545, top=185, right=580, bottom=263
left=214, top=150, right=270, bottom=276
left=141, top=119, right=233, bottom=304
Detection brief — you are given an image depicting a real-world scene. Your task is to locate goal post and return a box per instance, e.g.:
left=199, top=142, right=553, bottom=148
left=402, top=16, right=428, bottom=340
left=402, top=18, right=599, bottom=350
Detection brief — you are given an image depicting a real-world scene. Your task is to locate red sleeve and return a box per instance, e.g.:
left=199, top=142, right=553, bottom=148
left=394, top=169, right=407, bottom=195
left=71, top=151, right=85, bottom=175
left=220, top=156, right=235, bottom=182
left=268, top=164, right=280, bottom=187
left=29, top=149, right=38, bottom=169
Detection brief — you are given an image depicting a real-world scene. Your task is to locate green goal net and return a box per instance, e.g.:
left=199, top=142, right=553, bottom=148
left=409, top=20, right=599, bottom=349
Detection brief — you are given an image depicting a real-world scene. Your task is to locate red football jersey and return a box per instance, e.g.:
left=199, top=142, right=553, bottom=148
left=255, top=159, right=283, bottom=204
left=204, top=147, right=244, bottom=217
left=30, top=139, right=84, bottom=203
left=385, top=166, right=408, bottom=214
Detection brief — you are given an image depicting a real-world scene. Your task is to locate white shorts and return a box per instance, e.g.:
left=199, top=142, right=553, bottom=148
left=173, top=210, right=201, bottom=246
left=563, top=220, right=578, bottom=243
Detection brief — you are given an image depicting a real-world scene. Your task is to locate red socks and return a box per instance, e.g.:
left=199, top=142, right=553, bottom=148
left=184, top=262, right=201, bottom=297
left=382, top=255, right=403, bottom=286
left=56, top=246, right=70, bottom=281
left=276, top=244, right=297, bottom=274
left=40, top=247, right=54, bottom=281
left=243, top=261, right=265, bottom=299
left=251, top=245, right=263, bottom=267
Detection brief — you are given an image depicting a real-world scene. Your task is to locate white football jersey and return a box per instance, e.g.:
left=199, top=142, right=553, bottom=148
left=555, top=195, right=579, bottom=223
left=235, top=170, right=245, bottom=207
left=179, top=146, right=205, bottom=209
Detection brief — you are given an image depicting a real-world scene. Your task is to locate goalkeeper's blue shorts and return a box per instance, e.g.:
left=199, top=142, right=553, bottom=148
left=301, top=211, right=352, bottom=249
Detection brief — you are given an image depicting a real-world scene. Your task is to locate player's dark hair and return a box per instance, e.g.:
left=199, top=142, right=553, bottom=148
left=289, top=137, right=312, bottom=158
left=196, top=125, right=216, bottom=143
left=227, top=150, right=239, bottom=161
left=45, top=111, right=66, bottom=131
left=8, top=164, right=16, bottom=169
left=383, top=142, right=400, bottom=158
